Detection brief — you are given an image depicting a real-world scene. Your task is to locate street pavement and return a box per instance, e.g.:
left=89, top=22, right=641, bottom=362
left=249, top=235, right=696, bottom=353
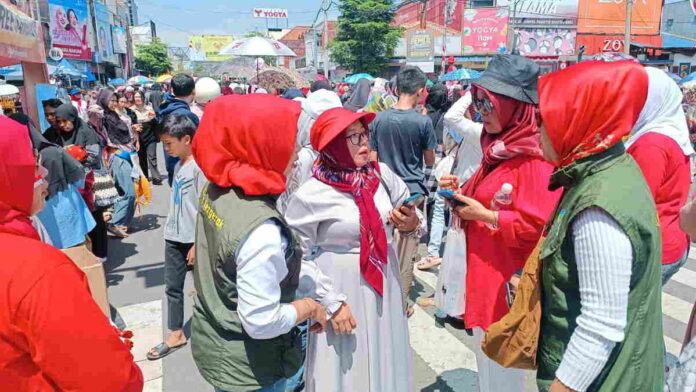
left=105, top=145, right=696, bottom=392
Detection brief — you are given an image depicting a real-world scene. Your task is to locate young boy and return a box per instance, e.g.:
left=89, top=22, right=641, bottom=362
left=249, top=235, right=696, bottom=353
left=148, top=113, right=206, bottom=360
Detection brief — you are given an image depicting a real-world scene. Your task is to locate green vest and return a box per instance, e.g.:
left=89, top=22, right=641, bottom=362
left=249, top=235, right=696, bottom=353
left=191, top=184, right=303, bottom=392
left=536, top=144, right=664, bottom=391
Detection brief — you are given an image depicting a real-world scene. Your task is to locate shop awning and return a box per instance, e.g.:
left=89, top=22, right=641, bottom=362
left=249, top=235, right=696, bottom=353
left=660, top=33, right=696, bottom=49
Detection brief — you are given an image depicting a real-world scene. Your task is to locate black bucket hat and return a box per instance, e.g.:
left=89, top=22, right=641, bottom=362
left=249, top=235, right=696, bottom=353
left=475, top=54, right=540, bottom=105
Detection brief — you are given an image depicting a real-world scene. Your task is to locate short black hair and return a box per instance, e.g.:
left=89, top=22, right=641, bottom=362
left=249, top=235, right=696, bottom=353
left=171, top=74, right=195, bottom=97
left=310, top=80, right=332, bottom=93
left=42, top=98, right=63, bottom=109
left=157, top=113, right=197, bottom=140
left=396, top=66, right=427, bottom=95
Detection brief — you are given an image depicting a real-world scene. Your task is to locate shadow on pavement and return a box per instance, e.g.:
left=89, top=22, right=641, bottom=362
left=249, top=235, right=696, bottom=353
left=421, top=368, right=478, bottom=392
left=129, top=213, right=164, bottom=234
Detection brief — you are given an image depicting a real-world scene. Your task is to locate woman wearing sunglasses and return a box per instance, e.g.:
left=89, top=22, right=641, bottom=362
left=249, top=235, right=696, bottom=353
left=439, top=54, right=561, bottom=391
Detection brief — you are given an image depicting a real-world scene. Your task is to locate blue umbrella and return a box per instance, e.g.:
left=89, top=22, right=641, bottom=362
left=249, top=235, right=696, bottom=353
left=344, top=73, right=374, bottom=84
left=110, top=78, right=126, bottom=86
left=439, top=68, right=482, bottom=82
left=680, top=72, right=696, bottom=85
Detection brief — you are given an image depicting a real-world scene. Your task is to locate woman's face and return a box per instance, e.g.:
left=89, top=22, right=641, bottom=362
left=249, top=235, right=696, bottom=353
left=345, top=121, right=370, bottom=168
left=539, top=125, right=560, bottom=165
left=134, top=94, right=143, bottom=106
left=68, top=10, right=78, bottom=27
left=56, top=116, right=74, bottom=133
left=55, top=8, right=66, bottom=26
left=118, top=97, right=128, bottom=110
left=475, top=89, right=503, bottom=135
left=31, top=163, right=49, bottom=216
left=108, top=95, right=118, bottom=111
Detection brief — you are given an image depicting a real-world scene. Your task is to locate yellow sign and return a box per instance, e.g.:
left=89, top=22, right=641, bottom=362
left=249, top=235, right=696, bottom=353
left=188, top=35, right=235, bottom=62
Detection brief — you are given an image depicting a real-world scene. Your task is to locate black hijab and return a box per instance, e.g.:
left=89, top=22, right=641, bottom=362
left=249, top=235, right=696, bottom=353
left=426, top=84, right=449, bottom=144
left=344, top=78, right=372, bottom=112
left=44, top=103, right=99, bottom=147
left=97, top=89, right=132, bottom=146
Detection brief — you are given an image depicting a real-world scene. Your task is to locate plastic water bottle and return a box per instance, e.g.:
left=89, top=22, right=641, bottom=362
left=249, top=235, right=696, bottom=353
left=486, top=183, right=513, bottom=229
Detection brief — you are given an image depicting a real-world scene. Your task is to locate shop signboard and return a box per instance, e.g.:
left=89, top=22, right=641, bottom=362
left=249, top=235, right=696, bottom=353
left=679, top=63, right=692, bottom=78
left=577, top=0, right=662, bottom=35
left=0, top=0, right=44, bottom=65
left=47, top=0, right=92, bottom=60
left=407, top=29, right=434, bottom=59
left=111, top=26, right=127, bottom=54
left=252, top=8, right=289, bottom=18
left=94, top=2, right=114, bottom=63
left=497, top=0, right=578, bottom=20
left=461, top=8, right=509, bottom=55
left=575, top=33, right=662, bottom=54
left=516, top=28, right=576, bottom=56
left=188, top=35, right=235, bottom=62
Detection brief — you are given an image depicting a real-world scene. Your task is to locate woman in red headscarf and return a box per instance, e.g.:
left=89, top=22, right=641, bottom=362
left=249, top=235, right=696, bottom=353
left=535, top=61, right=663, bottom=392
left=284, top=107, right=421, bottom=392
left=0, top=117, right=143, bottom=392
left=190, top=95, right=353, bottom=392
left=439, top=54, right=562, bottom=391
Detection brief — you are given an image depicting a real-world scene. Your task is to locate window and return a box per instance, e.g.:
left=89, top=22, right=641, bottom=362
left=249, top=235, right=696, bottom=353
left=471, top=0, right=495, bottom=7
left=666, top=18, right=673, bottom=32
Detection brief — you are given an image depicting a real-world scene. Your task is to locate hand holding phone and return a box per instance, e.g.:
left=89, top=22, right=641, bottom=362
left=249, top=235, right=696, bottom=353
left=400, top=193, right=423, bottom=209
left=438, top=190, right=467, bottom=207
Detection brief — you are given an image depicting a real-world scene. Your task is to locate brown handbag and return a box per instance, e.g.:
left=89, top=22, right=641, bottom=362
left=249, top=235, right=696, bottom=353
left=480, top=236, right=545, bottom=370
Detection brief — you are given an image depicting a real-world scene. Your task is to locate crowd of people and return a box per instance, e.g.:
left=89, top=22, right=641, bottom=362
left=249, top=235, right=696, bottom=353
left=1, top=54, right=696, bottom=392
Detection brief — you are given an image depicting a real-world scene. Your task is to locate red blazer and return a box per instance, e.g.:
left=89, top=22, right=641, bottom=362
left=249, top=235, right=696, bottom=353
left=463, top=156, right=561, bottom=330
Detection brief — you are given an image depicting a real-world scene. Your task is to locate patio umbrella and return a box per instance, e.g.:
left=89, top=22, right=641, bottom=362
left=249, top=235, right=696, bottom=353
left=344, top=73, right=374, bottom=84
left=110, top=78, right=126, bottom=86
left=439, top=68, right=482, bottom=82
left=0, top=83, right=19, bottom=96
left=218, top=37, right=297, bottom=81
left=250, top=66, right=310, bottom=89
left=156, top=74, right=173, bottom=83
left=129, top=75, right=152, bottom=84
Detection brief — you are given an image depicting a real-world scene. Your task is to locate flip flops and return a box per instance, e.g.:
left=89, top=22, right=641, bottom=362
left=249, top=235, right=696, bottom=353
left=146, top=342, right=187, bottom=361
left=416, top=256, right=442, bottom=271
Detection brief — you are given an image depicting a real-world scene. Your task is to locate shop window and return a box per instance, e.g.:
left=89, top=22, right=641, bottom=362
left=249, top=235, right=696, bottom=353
left=471, top=0, right=495, bottom=7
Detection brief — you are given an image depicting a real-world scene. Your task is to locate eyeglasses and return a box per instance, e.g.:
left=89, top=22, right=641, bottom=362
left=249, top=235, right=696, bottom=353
left=346, top=132, right=368, bottom=146
left=472, top=97, right=494, bottom=114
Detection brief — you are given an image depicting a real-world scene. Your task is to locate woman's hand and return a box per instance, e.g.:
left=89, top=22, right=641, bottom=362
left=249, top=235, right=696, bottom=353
left=186, top=245, right=195, bottom=266
left=451, top=194, right=497, bottom=226
left=331, top=303, right=357, bottom=334
left=439, top=175, right=460, bottom=192
left=308, top=300, right=328, bottom=333
left=389, top=205, right=419, bottom=233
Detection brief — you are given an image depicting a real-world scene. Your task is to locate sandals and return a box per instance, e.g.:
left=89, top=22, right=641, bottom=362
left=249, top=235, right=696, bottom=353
left=107, top=225, right=129, bottom=238
left=147, top=342, right=187, bottom=361
left=416, top=256, right=442, bottom=271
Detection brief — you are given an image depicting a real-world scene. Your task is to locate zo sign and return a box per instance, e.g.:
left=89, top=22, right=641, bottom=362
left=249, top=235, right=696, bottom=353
left=253, top=8, right=289, bottom=18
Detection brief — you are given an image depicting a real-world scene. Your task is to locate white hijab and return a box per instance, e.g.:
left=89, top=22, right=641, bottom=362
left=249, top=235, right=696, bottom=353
left=626, top=67, right=695, bottom=156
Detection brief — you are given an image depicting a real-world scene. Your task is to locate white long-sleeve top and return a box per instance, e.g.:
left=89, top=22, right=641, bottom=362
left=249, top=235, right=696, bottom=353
left=555, top=207, right=633, bottom=391
left=235, top=219, right=346, bottom=340
left=443, top=90, right=483, bottom=183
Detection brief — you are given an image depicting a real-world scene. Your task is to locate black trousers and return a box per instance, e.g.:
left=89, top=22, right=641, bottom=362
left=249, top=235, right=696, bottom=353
left=165, top=240, right=193, bottom=331
left=138, top=141, right=163, bottom=181
left=88, top=207, right=108, bottom=259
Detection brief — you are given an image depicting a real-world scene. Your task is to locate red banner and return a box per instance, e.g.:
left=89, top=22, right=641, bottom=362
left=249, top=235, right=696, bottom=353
left=576, top=34, right=663, bottom=54
left=461, top=8, right=509, bottom=55
left=0, top=0, right=44, bottom=65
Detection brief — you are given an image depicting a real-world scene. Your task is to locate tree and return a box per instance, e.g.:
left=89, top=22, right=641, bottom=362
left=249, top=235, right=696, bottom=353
left=134, top=37, right=173, bottom=76
left=243, top=31, right=277, bottom=66
left=329, top=0, right=402, bottom=75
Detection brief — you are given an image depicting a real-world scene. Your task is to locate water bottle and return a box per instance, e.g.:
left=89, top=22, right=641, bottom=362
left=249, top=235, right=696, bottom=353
left=486, top=183, right=513, bottom=229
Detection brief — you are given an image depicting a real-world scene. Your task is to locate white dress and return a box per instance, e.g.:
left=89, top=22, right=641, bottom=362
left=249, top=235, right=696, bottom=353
left=284, top=164, right=413, bottom=392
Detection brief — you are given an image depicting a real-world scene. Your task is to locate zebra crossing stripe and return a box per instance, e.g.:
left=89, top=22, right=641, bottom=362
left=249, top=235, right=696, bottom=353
left=662, top=293, right=693, bottom=324
left=670, top=267, right=696, bottom=289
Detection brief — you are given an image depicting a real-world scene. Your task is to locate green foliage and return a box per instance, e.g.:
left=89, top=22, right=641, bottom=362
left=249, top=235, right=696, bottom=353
left=134, top=37, right=173, bottom=76
left=242, top=31, right=277, bottom=66
left=329, top=0, right=402, bottom=75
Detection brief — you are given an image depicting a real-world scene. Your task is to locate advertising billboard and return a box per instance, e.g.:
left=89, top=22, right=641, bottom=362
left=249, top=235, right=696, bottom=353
left=188, top=35, right=235, bottom=62
left=497, top=0, right=578, bottom=19
left=393, top=0, right=465, bottom=33
left=516, top=28, right=576, bottom=56
left=94, top=2, right=113, bottom=63
left=407, top=30, right=435, bottom=59
left=0, top=0, right=44, bottom=64
left=462, top=8, right=509, bottom=55
left=575, top=33, right=662, bottom=54
left=577, top=0, right=663, bottom=35
left=112, top=26, right=127, bottom=54
left=48, top=0, right=92, bottom=60
left=252, top=8, right=288, bottom=18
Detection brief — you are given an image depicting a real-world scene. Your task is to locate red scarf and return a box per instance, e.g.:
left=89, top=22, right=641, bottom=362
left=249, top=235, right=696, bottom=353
left=311, top=108, right=388, bottom=296
left=462, top=86, right=542, bottom=196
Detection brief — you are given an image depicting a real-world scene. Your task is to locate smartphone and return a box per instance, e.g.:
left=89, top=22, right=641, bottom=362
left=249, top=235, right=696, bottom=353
left=438, top=190, right=467, bottom=207
left=400, top=193, right=423, bottom=209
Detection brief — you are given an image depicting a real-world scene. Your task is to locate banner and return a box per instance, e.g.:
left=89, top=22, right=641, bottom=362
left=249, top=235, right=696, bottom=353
left=497, top=0, right=578, bottom=19
left=188, top=35, right=235, bottom=62
left=0, top=0, right=44, bottom=64
left=407, top=30, right=434, bottom=59
left=462, top=8, right=509, bottom=55
left=94, top=2, right=113, bottom=63
left=516, top=28, right=576, bottom=56
left=48, top=0, right=91, bottom=60
left=252, top=8, right=288, bottom=18
left=578, top=0, right=662, bottom=35
left=112, top=26, right=127, bottom=54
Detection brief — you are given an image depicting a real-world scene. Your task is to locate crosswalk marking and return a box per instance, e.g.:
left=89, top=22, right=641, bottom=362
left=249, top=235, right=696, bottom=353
left=662, top=293, right=693, bottom=324
left=670, top=266, right=696, bottom=288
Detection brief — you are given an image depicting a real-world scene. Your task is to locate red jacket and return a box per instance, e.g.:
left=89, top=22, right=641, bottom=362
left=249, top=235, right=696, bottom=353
left=627, top=133, right=691, bottom=264
left=464, top=156, right=561, bottom=330
left=0, top=233, right=143, bottom=392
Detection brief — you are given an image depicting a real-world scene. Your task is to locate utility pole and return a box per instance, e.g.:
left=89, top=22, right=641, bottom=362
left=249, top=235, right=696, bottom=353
left=624, top=0, right=634, bottom=55
left=322, top=0, right=330, bottom=78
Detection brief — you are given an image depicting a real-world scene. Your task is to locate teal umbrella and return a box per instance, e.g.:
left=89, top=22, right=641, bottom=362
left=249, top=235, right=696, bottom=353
left=344, top=73, right=374, bottom=84
left=439, top=69, right=482, bottom=82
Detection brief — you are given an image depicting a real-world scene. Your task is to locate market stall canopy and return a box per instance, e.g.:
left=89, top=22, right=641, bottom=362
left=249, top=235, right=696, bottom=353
left=250, top=66, right=310, bottom=90
left=681, top=72, right=696, bottom=86
left=49, top=59, right=84, bottom=78
left=218, top=36, right=297, bottom=57
left=344, top=73, right=374, bottom=84
left=439, top=68, right=481, bottom=82
left=210, top=57, right=257, bottom=79
left=156, top=74, right=173, bottom=83
left=110, top=78, right=126, bottom=86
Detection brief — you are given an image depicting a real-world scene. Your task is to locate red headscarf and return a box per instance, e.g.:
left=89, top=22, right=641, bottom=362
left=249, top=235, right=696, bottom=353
left=539, top=61, right=649, bottom=167
left=0, top=117, right=39, bottom=240
left=462, top=85, right=542, bottom=196
left=311, top=108, right=389, bottom=296
left=192, top=94, right=301, bottom=195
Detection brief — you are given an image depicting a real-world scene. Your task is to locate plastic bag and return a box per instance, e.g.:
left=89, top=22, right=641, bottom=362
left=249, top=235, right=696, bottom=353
left=435, top=221, right=467, bottom=316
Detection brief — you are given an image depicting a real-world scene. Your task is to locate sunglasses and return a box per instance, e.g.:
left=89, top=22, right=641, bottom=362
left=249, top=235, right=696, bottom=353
left=472, top=97, right=494, bottom=114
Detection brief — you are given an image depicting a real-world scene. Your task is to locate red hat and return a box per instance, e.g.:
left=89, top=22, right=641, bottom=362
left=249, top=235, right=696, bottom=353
left=310, top=107, right=375, bottom=152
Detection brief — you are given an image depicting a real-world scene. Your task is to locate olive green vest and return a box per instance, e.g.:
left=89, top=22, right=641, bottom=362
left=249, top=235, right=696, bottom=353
left=536, top=144, right=664, bottom=391
left=191, top=184, right=303, bottom=392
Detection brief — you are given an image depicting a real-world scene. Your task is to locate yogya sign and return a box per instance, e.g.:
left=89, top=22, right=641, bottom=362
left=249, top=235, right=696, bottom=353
left=252, top=8, right=289, bottom=19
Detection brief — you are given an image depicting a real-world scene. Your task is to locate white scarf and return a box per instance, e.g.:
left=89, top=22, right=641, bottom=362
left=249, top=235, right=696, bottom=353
left=626, top=67, right=695, bottom=156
